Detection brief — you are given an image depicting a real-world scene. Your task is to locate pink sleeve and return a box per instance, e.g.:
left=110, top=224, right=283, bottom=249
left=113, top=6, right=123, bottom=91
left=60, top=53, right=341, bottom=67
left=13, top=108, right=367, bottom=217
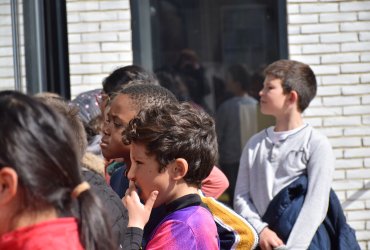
left=201, top=166, right=229, bottom=198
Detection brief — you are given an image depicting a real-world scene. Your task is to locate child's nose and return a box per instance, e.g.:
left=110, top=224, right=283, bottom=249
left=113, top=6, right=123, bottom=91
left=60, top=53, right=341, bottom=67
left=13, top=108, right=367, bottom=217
left=102, top=122, right=110, bottom=135
left=126, top=165, right=135, bottom=180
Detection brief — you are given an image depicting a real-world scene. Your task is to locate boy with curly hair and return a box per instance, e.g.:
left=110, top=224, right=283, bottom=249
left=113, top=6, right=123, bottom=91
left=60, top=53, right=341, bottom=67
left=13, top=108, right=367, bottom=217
left=122, top=102, right=219, bottom=249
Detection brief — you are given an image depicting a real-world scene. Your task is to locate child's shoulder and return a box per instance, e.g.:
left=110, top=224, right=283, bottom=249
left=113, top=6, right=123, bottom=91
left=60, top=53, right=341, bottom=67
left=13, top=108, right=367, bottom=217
left=246, top=127, right=271, bottom=145
left=162, top=194, right=214, bottom=223
left=286, top=124, right=329, bottom=146
left=158, top=204, right=216, bottom=236
left=151, top=204, right=218, bottom=249
left=307, top=125, right=332, bottom=148
left=167, top=203, right=213, bottom=221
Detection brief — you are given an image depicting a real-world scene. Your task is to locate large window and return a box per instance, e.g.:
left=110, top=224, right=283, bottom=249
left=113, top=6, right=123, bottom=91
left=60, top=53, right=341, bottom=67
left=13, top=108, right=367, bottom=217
left=0, top=0, right=24, bottom=92
left=132, top=0, right=287, bottom=113
left=0, top=0, right=71, bottom=97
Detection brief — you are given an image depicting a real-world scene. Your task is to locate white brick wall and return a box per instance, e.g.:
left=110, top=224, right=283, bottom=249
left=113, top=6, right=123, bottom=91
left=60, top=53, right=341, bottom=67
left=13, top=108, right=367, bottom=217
left=289, top=1, right=370, bottom=248
left=0, top=1, right=25, bottom=92
left=66, top=0, right=132, bottom=97
left=0, top=0, right=130, bottom=95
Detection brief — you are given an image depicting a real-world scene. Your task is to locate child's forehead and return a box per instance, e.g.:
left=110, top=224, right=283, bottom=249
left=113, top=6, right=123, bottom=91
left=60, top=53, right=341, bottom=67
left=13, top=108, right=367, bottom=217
left=112, top=94, right=133, bottom=106
left=265, top=75, right=283, bottom=84
left=110, top=95, right=138, bottom=114
left=131, top=142, right=151, bottom=158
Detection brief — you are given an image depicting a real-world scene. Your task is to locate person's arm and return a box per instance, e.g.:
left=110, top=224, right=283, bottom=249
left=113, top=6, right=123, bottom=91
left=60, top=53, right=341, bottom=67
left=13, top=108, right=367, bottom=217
left=122, top=227, right=144, bottom=250
left=201, top=166, right=229, bottom=198
left=285, top=134, right=335, bottom=249
left=234, top=146, right=268, bottom=234
left=122, top=180, right=158, bottom=250
left=234, top=138, right=284, bottom=250
left=234, top=145, right=285, bottom=249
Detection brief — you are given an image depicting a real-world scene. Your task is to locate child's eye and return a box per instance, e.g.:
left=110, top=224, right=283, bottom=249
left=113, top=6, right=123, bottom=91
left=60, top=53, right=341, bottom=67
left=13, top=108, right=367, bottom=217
left=265, top=85, right=274, bottom=90
left=114, top=122, right=124, bottom=128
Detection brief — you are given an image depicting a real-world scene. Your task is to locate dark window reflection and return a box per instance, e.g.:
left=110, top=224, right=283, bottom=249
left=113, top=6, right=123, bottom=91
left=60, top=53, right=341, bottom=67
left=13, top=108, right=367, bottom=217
left=149, top=0, right=286, bottom=113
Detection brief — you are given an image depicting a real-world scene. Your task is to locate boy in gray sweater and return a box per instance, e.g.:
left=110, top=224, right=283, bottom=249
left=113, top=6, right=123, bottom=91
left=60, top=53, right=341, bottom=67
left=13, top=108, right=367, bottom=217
left=234, top=59, right=335, bottom=249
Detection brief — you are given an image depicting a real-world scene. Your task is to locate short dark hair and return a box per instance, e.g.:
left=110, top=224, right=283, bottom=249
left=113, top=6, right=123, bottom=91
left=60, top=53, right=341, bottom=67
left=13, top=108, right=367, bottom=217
left=115, top=83, right=178, bottom=112
left=123, top=102, right=218, bottom=187
left=102, top=65, right=158, bottom=95
left=264, top=59, right=317, bottom=112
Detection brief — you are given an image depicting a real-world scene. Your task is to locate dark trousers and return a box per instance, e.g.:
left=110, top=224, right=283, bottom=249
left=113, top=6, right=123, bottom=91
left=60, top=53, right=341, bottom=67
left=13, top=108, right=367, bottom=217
left=220, top=162, right=239, bottom=208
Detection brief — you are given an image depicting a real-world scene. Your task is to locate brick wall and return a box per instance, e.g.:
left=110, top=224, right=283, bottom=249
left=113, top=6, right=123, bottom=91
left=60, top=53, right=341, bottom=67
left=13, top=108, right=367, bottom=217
left=288, top=0, right=370, bottom=248
left=66, top=0, right=132, bottom=97
left=0, top=0, right=131, bottom=96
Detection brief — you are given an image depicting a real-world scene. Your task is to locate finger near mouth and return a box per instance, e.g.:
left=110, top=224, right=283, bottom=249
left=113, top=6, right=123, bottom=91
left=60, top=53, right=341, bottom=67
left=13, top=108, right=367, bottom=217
left=135, top=184, right=144, bottom=199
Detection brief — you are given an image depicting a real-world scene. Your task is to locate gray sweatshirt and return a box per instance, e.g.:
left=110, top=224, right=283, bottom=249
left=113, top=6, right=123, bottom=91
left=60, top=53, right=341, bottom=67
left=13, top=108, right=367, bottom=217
left=234, top=124, right=335, bottom=249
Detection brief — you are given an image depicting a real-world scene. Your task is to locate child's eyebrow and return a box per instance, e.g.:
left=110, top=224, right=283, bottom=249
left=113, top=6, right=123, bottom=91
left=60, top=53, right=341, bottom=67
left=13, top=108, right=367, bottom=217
left=110, top=113, right=122, bottom=121
left=134, top=159, right=144, bottom=164
left=131, top=154, right=143, bottom=162
left=111, top=114, right=121, bottom=121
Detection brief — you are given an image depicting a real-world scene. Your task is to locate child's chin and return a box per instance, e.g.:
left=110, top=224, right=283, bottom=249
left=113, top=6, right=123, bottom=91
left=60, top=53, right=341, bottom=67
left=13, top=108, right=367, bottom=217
left=152, top=203, right=160, bottom=209
left=152, top=199, right=161, bottom=208
left=140, top=193, right=161, bottom=208
left=136, top=186, right=145, bottom=200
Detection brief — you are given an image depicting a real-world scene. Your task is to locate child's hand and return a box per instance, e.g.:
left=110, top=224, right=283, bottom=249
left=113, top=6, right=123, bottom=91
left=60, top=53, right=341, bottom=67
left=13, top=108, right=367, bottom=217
left=259, top=227, right=284, bottom=250
left=122, top=180, right=158, bottom=229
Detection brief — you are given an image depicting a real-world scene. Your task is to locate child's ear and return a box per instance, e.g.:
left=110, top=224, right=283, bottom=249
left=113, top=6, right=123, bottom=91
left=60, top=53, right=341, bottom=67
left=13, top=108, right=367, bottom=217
left=0, top=167, right=18, bottom=206
left=170, top=158, right=188, bottom=181
left=288, top=90, right=299, bottom=104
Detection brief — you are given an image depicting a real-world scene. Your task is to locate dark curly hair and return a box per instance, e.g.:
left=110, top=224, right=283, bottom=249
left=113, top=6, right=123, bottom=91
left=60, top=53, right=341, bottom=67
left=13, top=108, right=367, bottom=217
left=123, top=102, right=218, bottom=187
left=114, top=83, right=178, bottom=112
